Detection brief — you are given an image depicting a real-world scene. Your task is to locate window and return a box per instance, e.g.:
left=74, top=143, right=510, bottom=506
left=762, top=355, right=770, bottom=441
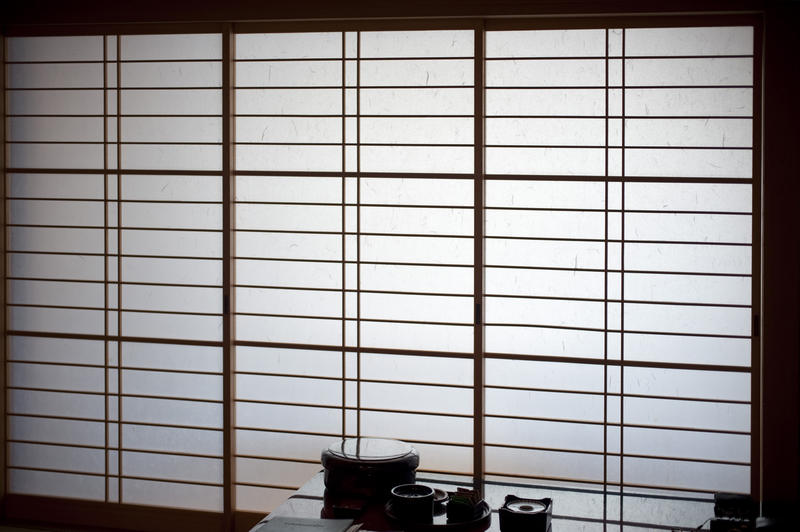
left=3, top=18, right=759, bottom=530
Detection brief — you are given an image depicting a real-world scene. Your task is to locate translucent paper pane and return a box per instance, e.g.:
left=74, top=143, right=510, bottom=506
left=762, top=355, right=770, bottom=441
left=121, top=62, right=221, bottom=88
left=121, top=34, right=221, bottom=60
left=8, top=389, right=105, bottom=419
left=235, top=88, right=341, bottom=114
left=360, top=117, right=473, bottom=145
left=123, top=257, right=221, bottom=286
left=236, top=402, right=341, bottom=434
left=237, top=430, right=335, bottom=463
left=625, top=27, right=753, bottom=56
left=486, top=210, right=605, bottom=239
left=236, top=175, right=340, bottom=203
left=8, top=117, right=103, bottom=142
left=236, top=259, right=340, bottom=289
left=8, top=253, right=104, bottom=281
left=624, top=427, right=749, bottom=463
left=625, top=149, right=752, bottom=178
left=487, top=88, right=605, bottom=116
left=360, top=235, right=472, bottom=265
left=8, top=36, right=103, bottom=62
left=360, top=264, right=472, bottom=294
left=123, top=425, right=222, bottom=456
left=486, top=60, right=604, bottom=87
left=8, top=63, right=103, bottom=89
left=9, top=442, right=104, bottom=474
left=236, top=61, right=341, bottom=86
left=236, top=204, right=340, bottom=232
left=487, top=30, right=605, bottom=58
left=8, top=227, right=103, bottom=253
left=487, top=118, right=604, bottom=146
left=625, top=118, right=752, bottom=147
left=486, top=447, right=603, bottom=482
left=359, top=88, right=472, bottom=115
left=486, top=239, right=606, bottom=269
left=123, top=203, right=222, bottom=230
left=626, top=243, right=751, bottom=275
left=236, top=315, right=341, bottom=345
left=236, top=457, right=321, bottom=488
left=487, top=388, right=603, bottom=422
left=8, top=89, right=104, bottom=115
left=236, top=232, right=340, bottom=261
left=625, top=396, right=749, bottom=433
left=624, top=457, right=748, bottom=493
left=9, top=199, right=103, bottom=226
left=122, top=229, right=222, bottom=258
left=123, top=451, right=222, bottom=484
left=487, top=268, right=604, bottom=299
left=236, top=117, right=341, bottom=143
left=9, top=469, right=104, bottom=500
left=360, top=410, right=471, bottom=444
left=625, top=182, right=752, bottom=212
left=236, top=33, right=341, bottom=60
left=122, top=89, right=221, bottom=115
left=236, top=347, right=342, bottom=379
left=8, top=280, right=103, bottom=308
left=624, top=333, right=751, bottom=367
left=487, top=180, right=605, bottom=209
left=486, top=147, right=604, bottom=175
left=487, top=325, right=605, bottom=358
left=9, top=143, right=104, bottom=169
left=625, top=213, right=751, bottom=243
left=625, top=272, right=750, bottom=305
left=236, top=145, right=341, bottom=172
left=625, top=88, right=752, bottom=117
left=237, top=287, right=340, bottom=317
left=8, top=336, right=104, bottom=366
left=360, top=321, right=472, bottom=353
left=121, top=117, right=221, bottom=142
left=121, top=145, right=221, bottom=171
left=360, top=178, right=473, bottom=206
left=361, top=206, right=472, bottom=235
left=361, top=59, right=473, bottom=86
left=9, top=307, right=103, bottom=336
left=9, top=416, right=104, bottom=447
left=122, top=312, right=222, bottom=341
left=625, top=58, right=752, bottom=86
left=237, top=374, right=340, bottom=406
left=360, top=30, right=473, bottom=58
left=487, top=417, right=603, bottom=452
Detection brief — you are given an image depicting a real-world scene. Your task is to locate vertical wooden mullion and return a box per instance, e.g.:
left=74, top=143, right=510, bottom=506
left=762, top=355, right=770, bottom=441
left=341, top=31, right=347, bottom=440
left=473, top=21, right=485, bottom=492
left=115, top=33, right=122, bottom=504
left=750, top=18, right=763, bottom=502
left=103, top=34, right=109, bottom=504
left=222, top=22, right=236, bottom=531
left=356, top=31, right=361, bottom=439
left=619, top=27, right=626, bottom=524
left=0, top=33, right=7, bottom=512
left=603, top=28, right=609, bottom=528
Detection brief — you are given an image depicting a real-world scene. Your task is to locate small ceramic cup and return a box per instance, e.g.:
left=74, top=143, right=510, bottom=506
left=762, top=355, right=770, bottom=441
left=390, top=483, right=435, bottom=523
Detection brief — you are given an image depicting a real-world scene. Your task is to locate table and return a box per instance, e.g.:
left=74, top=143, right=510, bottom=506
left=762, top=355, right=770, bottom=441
left=249, top=471, right=717, bottom=531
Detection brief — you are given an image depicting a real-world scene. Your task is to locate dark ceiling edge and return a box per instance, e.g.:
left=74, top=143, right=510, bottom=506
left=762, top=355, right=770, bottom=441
left=1, top=0, right=767, bottom=27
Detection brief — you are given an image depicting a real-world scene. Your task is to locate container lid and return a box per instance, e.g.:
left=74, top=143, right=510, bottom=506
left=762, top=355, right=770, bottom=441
left=326, top=438, right=415, bottom=462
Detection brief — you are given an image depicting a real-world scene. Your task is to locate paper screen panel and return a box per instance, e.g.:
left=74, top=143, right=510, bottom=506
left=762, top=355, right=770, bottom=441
left=111, top=34, right=224, bottom=509
left=483, top=25, right=754, bottom=506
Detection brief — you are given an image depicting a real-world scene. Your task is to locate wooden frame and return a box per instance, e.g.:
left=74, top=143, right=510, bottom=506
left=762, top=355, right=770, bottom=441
left=2, top=6, right=791, bottom=530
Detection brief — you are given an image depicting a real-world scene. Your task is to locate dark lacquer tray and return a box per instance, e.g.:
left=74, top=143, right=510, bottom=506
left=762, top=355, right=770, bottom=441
left=385, top=499, right=491, bottom=531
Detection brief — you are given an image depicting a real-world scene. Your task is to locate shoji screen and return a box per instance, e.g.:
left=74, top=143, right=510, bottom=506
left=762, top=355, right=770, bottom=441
left=6, top=33, right=225, bottom=511
left=484, top=26, right=755, bottom=527
left=233, top=29, right=475, bottom=512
